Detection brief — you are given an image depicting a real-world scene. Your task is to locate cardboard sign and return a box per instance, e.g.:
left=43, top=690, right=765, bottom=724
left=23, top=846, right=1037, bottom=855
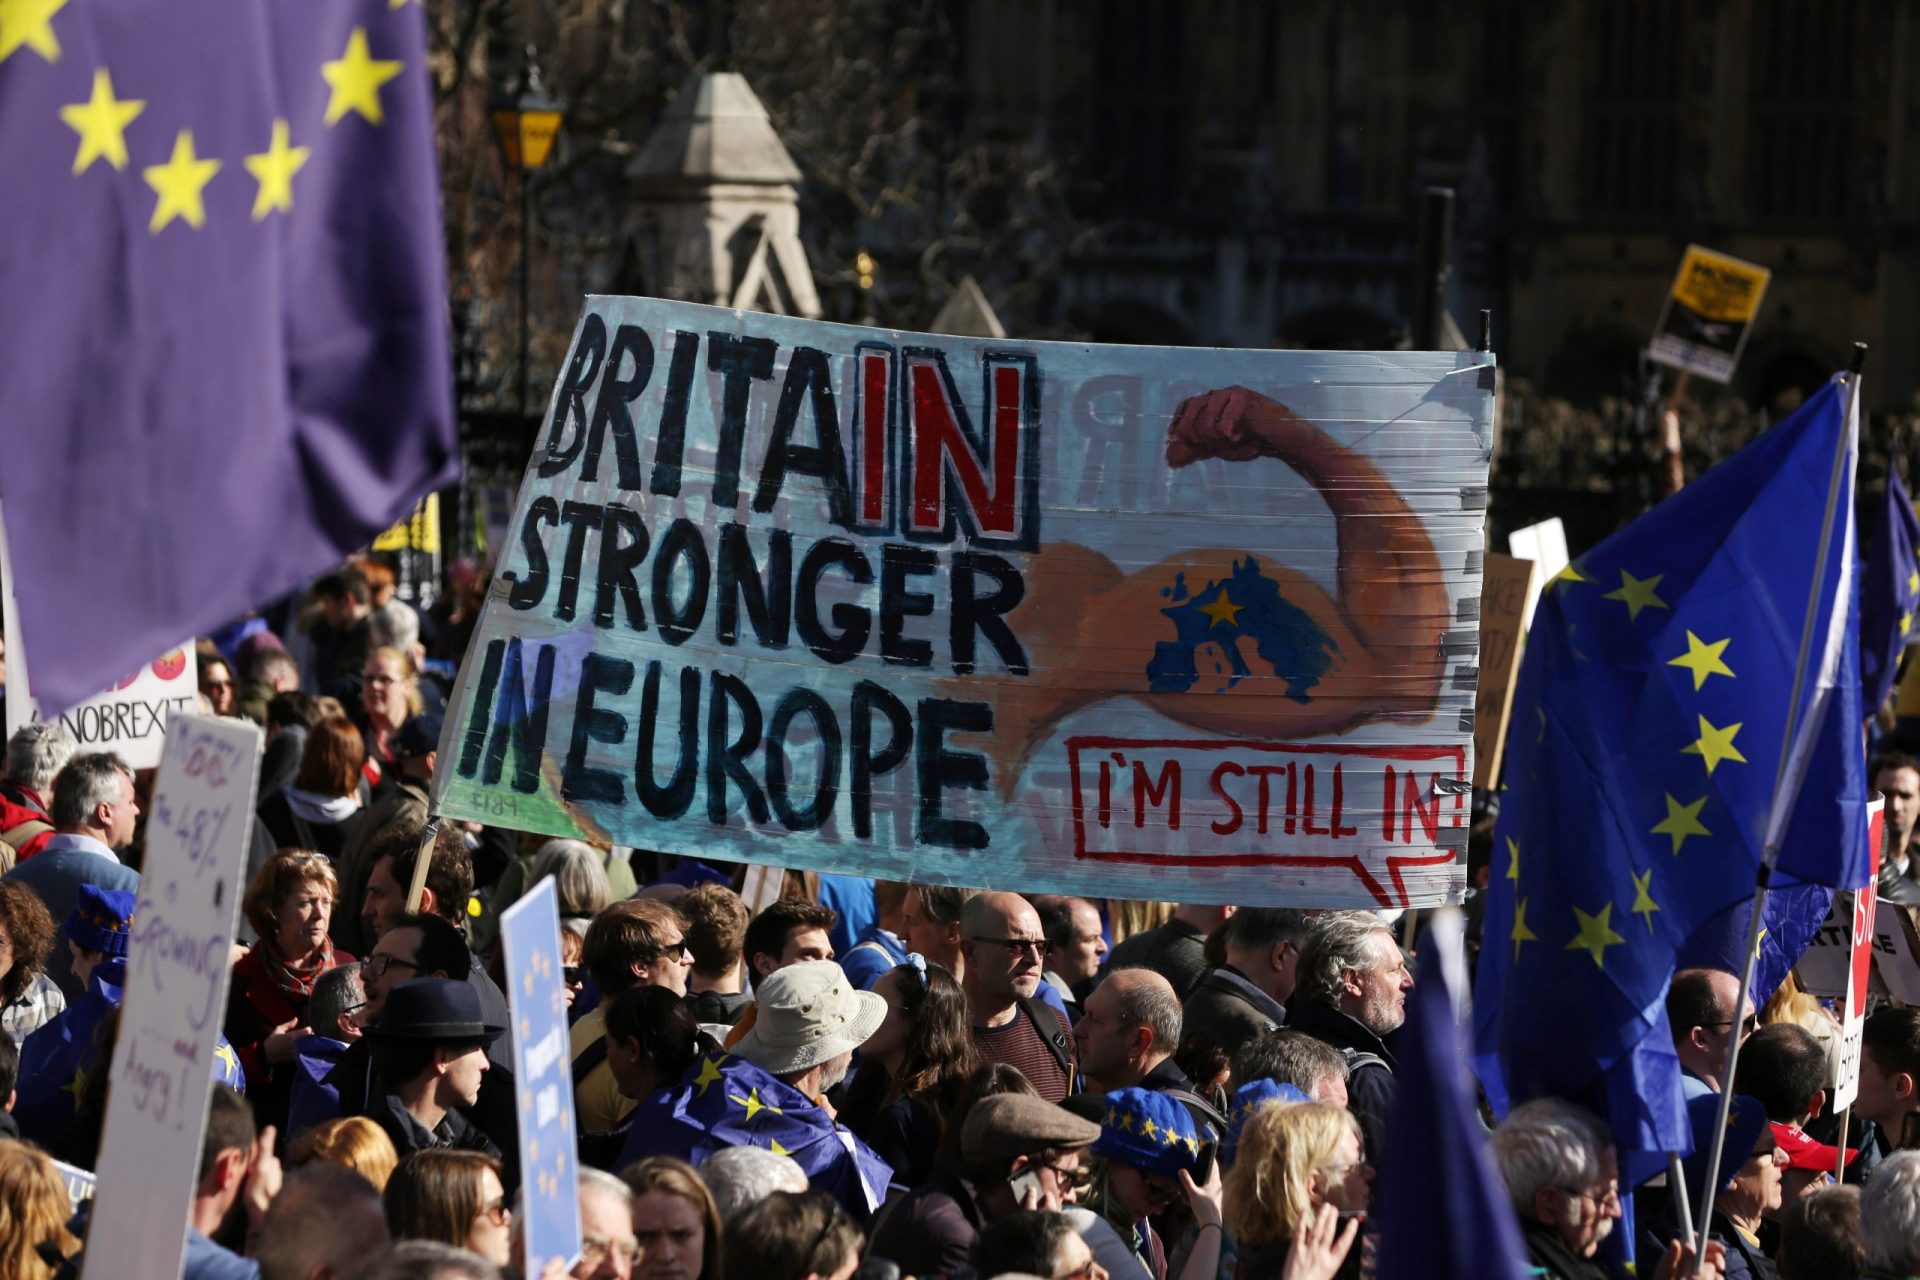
left=1833, top=798, right=1885, bottom=1111
left=432, top=299, right=1495, bottom=908
left=1473, top=554, right=1533, bottom=789
left=500, top=878, right=582, bottom=1273
left=83, top=715, right=261, bottom=1280
left=1648, top=245, right=1771, bottom=384
left=1507, top=517, right=1567, bottom=635
left=373, top=492, right=442, bottom=554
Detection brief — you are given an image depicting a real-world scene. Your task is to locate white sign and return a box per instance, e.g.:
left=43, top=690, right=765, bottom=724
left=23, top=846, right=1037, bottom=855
left=1833, top=799, right=1884, bottom=1111
left=84, top=715, right=262, bottom=1280
left=1507, top=517, right=1569, bottom=635
left=0, top=501, right=196, bottom=768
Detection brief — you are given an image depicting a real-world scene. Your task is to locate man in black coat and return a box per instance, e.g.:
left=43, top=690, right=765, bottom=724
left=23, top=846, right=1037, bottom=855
left=1183, top=907, right=1308, bottom=1061
left=1284, top=912, right=1411, bottom=1159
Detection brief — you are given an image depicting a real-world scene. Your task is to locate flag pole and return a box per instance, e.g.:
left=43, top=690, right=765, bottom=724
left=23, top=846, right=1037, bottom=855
left=1688, top=348, right=1865, bottom=1275
left=1835, top=1104, right=1852, bottom=1184
left=1667, top=1153, right=1697, bottom=1251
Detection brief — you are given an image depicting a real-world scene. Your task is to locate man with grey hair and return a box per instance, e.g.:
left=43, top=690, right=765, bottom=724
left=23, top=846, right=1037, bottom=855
left=1491, top=1098, right=1621, bottom=1278
left=1073, top=967, right=1183, bottom=1094
left=253, top=1162, right=389, bottom=1280
left=1862, top=1150, right=1920, bottom=1279
left=1285, top=911, right=1412, bottom=1158
left=287, top=962, right=366, bottom=1138
left=1231, top=1028, right=1350, bottom=1106
left=700, top=1144, right=809, bottom=1222
left=1184, top=907, right=1310, bottom=1059
left=0, top=721, right=75, bottom=863
left=355, top=1242, right=502, bottom=1280
left=2, top=750, right=141, bottom=999
left=512, top=1166, right=638, bottom=1280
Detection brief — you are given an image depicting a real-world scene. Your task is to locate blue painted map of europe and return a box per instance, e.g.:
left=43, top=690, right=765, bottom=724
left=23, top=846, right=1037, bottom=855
left=432, top=298, right=1496, bottom=908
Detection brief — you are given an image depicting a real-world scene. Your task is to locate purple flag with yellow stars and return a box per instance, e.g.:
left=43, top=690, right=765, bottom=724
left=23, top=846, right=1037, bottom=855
left=1473, top=374, right=1867, bottom=1180
left=0, top=0, right=455, bottom=713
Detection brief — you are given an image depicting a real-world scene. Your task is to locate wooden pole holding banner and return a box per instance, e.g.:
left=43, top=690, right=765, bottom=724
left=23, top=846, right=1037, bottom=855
left=405, top=819, right=442, bottom=914
left=1667, top=1153, right=1697, bottom=1252
left=1688, top=349, right=1864, bottom=1276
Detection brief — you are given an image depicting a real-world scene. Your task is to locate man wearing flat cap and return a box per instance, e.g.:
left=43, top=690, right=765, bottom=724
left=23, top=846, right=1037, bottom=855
left=363, top=976, right=503, bottom=1159
left=868, top=1092, right=1147, bottom=1280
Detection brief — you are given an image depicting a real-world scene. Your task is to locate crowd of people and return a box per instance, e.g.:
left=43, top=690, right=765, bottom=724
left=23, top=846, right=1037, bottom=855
left=0, top=562, right=1915, bottom=1280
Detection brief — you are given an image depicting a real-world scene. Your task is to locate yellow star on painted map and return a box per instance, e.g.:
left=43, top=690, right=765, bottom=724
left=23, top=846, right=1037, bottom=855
left=693, top=1058, right=725, bottom=1095
left=730, top=1087, right=782, bottom=1122
left=60, top=68, right=144, bottom=173
left=1505, top=836, right=1520, bottom=883
left=1566, top=903, right=1625, bottom=970
left=1668, top=631, right=1734, bottom=690
left=0, top=0, right=65, bottom=65
left=323, top=27, right=403, bottom=126
left=143, top=129, right=220, bottom=232
left=1603, top=569, right=1669, bottom=621
left=245, top=119, right=309, bottom=218
left=1199, top=590, right=1243, bottom=628
left=1652, top=794, right=1712, bottom=855
left=1510, top=898, right=1538, bottom=960
left=1682, top=716, right=1747, bottom=776
left=1630, top=869, right=1662, bottom=933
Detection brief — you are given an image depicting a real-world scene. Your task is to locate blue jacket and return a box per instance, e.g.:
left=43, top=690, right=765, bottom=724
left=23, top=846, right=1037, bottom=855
left=2, top=835, right=139, bottom=1001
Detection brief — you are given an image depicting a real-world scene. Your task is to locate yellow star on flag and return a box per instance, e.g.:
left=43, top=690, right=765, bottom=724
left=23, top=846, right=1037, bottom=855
left=730, top=1087, right=782, bottom=1122
left=60, top=68, right=144, bottom=173
left=1908, top=569, right=1918, bottom=596
left=1652, top=794, right=1712, bottom=855
left=1603, top=569, right=1669, bottom=621
left=693, top=1058, right=725, bottom=1096
left=1682, top=716, right=1747, bottom=776
left=1550, top=563, right=1590, bottom=589
left=0, top=0, right=65, bottom=65
left=1199, top=590, right=1243, bottom=628
left=1667, top=631, right=1734, bottom=690
left=1510, top=897, right=1538, bottom=960
left=244, top=119, right=310, bottom=218
left=214, top=1042, right=240, bottom=1077
left=1630, top=869, right=1661, bottom=933
left=63, top=1064, right=87, bottom=1104
left=143, top=129, right=220, bottom=232
left=1903, top=612, right=1914, bottom=639
left=1566, top=903, right=1625, bottom=970
left=1505, top=836, right=1521, bottom=883
left=770, top=1139, right=792, bottom=1156
left=322, top=26, right=403, bottom=126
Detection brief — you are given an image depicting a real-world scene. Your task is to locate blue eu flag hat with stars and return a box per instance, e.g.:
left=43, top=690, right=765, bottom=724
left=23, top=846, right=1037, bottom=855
left=1473, top=374, right=1869, bottom=1181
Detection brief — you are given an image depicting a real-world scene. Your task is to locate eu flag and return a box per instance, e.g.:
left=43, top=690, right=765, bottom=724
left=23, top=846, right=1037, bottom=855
left=0, top=0, right=456, bottom=712
left=1374, top=910, right=1529, bottom=1280
left=1861, top=464, right=1920, bottom=717
left=1473, top=377, right=1867, bottom=1174
left=615, top=1052, right=893, bottom=1223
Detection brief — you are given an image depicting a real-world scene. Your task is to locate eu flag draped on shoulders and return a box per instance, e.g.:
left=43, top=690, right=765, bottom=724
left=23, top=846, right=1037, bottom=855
left=616, top=1052, right=894, bottom=1223
left=1473, top=376, right=1869, bottom=1184
left=1860, top=462, right=1920, bottom=719
left=0, top=0, right=457, bottom=712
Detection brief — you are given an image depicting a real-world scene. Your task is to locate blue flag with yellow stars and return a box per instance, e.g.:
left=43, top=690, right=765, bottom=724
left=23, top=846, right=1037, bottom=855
left=15, top=958, right=247, bottom=1148
left=613, top=1052, right=893, bottom=1223
left=1861, top=463, right=1920, bottom=717
left=1473, top=376, right=1868, bottom=1174
left=0, top=0, right=456, bottom=713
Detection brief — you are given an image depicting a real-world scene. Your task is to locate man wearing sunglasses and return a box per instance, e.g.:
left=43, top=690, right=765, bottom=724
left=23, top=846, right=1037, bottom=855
left=1667, top=967, right=1755, bottom=1101
left=962, top=893, right=1076, bottom=1103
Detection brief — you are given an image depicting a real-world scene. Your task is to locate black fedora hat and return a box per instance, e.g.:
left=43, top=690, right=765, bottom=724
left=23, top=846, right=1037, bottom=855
left=366, top=978, right=504, bottom=1044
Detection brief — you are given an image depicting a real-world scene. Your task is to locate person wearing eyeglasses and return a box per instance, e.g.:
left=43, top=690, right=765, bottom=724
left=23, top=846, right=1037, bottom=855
left=971, top=1209, right=1110, bottom=1280
left=838, top=955, right=982, bottom=1190
left=1667, top=967, right=1756, bottom=1101
left=511, top=1166, right=640, bottom=1280
left=201, top=653, right=239, bottom=718
left=1082, top=1088, right=1223, bottom=1280
left=574, top=898, right=694, bottom=1135
left=961, top=893, right=1076, bottom=1103
left=384, top=1148, right=513, bottom=1269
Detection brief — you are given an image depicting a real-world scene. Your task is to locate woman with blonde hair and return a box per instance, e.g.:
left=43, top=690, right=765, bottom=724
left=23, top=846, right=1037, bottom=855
left=226, top=849, right=355, bottom=1130
left=257, top=714, right=369, bottom=858
left=288, top=1115, right=400, bottom=1192
left=385, top=1149, right=512, bottom=1268
left=359, top=644, right=424, bottom=785
left=1221, top=1100, right=1366, bottom=1280
left=624, top=1155, right=725, bottom=1280
left=0, top=1140, right=83, bottom=1279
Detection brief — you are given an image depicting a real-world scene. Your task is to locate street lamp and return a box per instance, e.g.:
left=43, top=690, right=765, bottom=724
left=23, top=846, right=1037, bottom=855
left=490, top=50, right=564, bottom=421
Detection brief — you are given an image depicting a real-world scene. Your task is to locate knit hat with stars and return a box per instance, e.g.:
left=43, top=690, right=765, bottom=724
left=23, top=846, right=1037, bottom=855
left=1092, top=1086, right=1201, bottom=1176
left=67, top=884, right=136, bottom=958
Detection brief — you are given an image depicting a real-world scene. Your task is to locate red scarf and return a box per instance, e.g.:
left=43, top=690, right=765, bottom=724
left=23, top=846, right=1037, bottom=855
left=263, top=936, right=337, bottom=1004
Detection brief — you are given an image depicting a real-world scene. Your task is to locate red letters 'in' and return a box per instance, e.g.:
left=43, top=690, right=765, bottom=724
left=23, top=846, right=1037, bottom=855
left=907, top=357, right=1026, bottom=540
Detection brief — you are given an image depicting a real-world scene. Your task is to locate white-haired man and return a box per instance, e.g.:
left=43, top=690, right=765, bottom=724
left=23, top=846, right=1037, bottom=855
left=0, top=722, right=74, bottom=863
left=1862, top=1150, right=1920, bottom=1280
left=1285, top=912, right=1412, bottom=1157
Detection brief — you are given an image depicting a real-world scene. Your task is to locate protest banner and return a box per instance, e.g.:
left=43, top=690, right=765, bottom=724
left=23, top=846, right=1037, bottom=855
left=0, top=503, right=195, bottom=766
left=1472, top=554, right=1533, bottom=789
left=500, top=878, right=582, bottom=1272
left=432, top=299, right=1495, bottom=908
left=1648, top=245, right=1771, bottom=384
left=53, top=1159, right=96, bottom=1211
left=1506, top=516, right=1567, bottom=634
left=83, top=714, right=262, bottom=1280
left=1833, top=798, right=1885, bottom=1112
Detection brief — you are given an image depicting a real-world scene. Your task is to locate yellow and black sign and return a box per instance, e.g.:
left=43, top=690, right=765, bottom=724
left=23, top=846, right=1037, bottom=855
left=1648, top=245, right=1771, bottom=384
